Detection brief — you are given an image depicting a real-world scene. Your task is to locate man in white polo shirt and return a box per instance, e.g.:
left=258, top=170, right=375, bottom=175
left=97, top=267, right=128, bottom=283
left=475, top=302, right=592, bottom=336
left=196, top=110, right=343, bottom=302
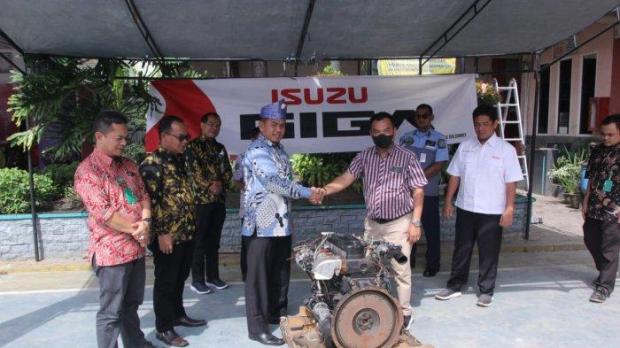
left=435, top=104, right=523, bottom=307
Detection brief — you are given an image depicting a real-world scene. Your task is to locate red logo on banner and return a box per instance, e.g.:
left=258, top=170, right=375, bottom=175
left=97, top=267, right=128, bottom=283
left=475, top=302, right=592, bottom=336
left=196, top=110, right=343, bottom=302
left=271, top=87, right=368, bottom=105
left=145, top=80, right=217, bottom=152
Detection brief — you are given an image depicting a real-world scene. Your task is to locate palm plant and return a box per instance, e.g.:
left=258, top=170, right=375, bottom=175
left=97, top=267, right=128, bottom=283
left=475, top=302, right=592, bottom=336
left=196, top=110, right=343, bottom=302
left=7, top=55, right=201, bottom=162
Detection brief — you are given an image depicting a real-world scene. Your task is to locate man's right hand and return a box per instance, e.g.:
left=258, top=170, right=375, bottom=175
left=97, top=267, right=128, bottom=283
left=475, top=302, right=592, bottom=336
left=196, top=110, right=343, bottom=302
left=581, top=201, right=588, bottom=220
left=158, top=234, right=174, bottom=254
left=443, top=201, right=455, bottom=218
left=309, top=187, right=325, bottom=205
left=209, top=180, right=223, bottom=194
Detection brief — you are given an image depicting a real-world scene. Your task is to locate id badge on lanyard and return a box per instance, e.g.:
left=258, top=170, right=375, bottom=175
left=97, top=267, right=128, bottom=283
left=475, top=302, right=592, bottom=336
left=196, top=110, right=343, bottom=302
left=117, top=176, right=138, bottom=205
left=603, top=174, right=613, bottom=193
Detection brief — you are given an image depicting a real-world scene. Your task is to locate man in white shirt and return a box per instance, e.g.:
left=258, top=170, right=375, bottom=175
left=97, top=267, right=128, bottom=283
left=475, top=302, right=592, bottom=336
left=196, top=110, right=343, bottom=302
left=435, top=104, right=523, bottom=307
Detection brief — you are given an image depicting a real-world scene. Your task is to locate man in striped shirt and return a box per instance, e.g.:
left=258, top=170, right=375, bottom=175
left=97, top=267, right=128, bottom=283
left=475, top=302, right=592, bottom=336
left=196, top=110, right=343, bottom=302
left=320, top=112, right=427, bottom=330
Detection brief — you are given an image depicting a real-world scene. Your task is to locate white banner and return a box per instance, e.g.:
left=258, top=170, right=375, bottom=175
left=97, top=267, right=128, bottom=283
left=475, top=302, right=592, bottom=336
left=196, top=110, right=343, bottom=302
left=146, top=75, right=477, bottom=154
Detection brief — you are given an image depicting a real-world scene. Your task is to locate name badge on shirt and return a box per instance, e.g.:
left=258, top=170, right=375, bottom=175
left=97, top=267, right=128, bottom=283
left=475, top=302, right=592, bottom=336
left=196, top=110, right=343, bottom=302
left=391, top=166, right=403, bottom=173
left=124, top=188, right=138, bottom=205
left=603, top=178, right=613, bottom=193
left=419, top=153, right=427, bottom=163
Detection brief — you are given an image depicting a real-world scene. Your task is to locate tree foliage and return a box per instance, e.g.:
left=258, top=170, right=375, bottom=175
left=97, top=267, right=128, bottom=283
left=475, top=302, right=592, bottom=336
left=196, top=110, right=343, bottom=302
left=7, top=56, right=201, bottom=162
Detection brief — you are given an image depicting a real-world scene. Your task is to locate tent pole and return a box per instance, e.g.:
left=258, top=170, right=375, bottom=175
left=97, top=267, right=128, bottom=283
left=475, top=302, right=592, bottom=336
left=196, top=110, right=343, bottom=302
left=524, top=53, right=541, bottom=240
left=19, top=58, right=41, bottom=261
left=0, top=26, right=24, bottom=55
left=294, top=0, right=317, bottom=76
left=0, top=51, right=25, bottom=74
left=419, top=0, right=493, bottom=69
left=25, top=113, right=40, bottom=261
left=124, top=0, right=164, bottom=62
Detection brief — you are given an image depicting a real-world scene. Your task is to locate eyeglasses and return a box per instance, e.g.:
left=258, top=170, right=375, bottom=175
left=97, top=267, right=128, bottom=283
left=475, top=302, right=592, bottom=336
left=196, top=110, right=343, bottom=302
left=165, top=132, right=190, bottom=142
left=416, top=113, right=432, bottom=119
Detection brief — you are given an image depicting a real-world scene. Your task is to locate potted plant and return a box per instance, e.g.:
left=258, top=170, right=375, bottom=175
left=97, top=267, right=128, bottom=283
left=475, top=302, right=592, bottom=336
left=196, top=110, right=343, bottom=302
left=548, top=147, right=588, bottom=209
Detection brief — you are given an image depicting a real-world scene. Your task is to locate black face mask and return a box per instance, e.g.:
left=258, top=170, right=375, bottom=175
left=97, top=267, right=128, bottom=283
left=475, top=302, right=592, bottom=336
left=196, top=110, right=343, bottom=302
left=372, top=134, right=393, bottom=149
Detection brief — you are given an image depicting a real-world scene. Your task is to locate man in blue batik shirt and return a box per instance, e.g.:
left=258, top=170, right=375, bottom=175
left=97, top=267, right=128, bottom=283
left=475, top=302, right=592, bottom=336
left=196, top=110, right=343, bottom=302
left=241, top=100, right=321, bottom=346
left=399, top=104, right=449, bottom=277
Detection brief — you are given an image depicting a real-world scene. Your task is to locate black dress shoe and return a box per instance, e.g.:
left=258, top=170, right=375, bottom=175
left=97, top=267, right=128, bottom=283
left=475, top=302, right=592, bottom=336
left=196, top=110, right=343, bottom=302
left=423, top=268, right=439, bottom=277
left=156, top=329, right=188, bottom=347
left=248, top=332, right=285, bottom=346
left=174, top=315, right=207, bottom=327
left=144, top=340, right=159, bottom=348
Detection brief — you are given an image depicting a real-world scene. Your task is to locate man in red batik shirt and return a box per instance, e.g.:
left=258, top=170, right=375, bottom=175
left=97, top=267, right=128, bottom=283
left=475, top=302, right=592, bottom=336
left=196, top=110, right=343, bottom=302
left=75, top=110, right=155, bottom=348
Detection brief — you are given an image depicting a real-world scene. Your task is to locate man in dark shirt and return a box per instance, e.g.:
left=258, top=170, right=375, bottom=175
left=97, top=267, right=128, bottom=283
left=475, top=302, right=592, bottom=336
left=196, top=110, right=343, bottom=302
left=185, top=112, right=233, bottom=293
left=140, top=116, right=206, bottom=346
left=582, top=114, right=620, bottom=303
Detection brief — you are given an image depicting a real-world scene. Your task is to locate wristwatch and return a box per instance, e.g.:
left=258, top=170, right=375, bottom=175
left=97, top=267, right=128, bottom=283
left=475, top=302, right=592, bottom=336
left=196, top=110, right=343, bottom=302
left=142, top=218, right=152, bottom=225
left=410, top=219, right=422, bottom=227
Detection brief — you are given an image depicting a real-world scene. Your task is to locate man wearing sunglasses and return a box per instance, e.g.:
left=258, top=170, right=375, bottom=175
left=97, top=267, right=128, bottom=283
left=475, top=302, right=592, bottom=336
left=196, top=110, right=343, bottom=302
left=399, top=104, right=449, bottom=277
left=185, top=112, right=233, bottom=294
left=140, top=116, right=206, bottom=347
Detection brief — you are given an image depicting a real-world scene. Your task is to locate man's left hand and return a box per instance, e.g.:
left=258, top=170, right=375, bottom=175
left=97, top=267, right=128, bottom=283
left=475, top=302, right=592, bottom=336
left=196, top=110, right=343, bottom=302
left=408, top=224, right=422, bottom=244
left=499, top=207, right=514, bottom=227
left=131, top=220, right=150, bottom=247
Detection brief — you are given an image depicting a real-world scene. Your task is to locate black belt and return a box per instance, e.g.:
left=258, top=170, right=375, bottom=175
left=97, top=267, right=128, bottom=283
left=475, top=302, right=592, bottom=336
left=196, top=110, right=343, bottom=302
left=370, top=213, right=409, bottom=224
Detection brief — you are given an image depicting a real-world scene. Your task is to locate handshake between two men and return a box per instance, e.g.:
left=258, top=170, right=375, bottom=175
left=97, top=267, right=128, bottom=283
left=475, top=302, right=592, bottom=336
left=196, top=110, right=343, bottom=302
left=308, top=187, right=328, bottom=205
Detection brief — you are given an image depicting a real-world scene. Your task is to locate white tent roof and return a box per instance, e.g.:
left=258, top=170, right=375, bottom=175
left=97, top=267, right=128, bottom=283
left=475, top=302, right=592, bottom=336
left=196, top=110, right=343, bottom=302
left=0, top=0, right=618, bottom=60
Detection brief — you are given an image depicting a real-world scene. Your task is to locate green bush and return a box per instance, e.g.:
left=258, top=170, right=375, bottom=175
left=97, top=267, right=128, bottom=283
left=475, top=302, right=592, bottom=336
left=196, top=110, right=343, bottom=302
left=41, top=162, right=79, bottom=189
left=0, top=167, right=59, bottom=214
left=291, top=153, right=362, bottom=193
left=123, top=143, right=147, bottom=164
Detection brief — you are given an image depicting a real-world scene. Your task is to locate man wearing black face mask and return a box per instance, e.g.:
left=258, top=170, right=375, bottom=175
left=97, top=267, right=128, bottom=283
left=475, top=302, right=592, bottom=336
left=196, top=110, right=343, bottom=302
left=318, top=112, right=427, bottom=330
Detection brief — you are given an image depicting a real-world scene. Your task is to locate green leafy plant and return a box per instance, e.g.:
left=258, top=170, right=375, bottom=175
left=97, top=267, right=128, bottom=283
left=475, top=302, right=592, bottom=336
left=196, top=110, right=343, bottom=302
left=41, top=162, right=79, bottom=189
left=7, top=56, right=201, bottom=162
left=549, top=147, right=588, bottom=194
left=0, top=167, right=58, bottom=213
left=476, top=80, right=501, bottom=105
left=291, top=153, right=362, bottom=193
left=123, top=143, right=147, bottom=164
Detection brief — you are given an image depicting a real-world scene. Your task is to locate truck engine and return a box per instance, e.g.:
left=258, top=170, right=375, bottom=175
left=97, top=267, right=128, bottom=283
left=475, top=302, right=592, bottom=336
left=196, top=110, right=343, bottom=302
left=280, top=232, right=428, bottom=348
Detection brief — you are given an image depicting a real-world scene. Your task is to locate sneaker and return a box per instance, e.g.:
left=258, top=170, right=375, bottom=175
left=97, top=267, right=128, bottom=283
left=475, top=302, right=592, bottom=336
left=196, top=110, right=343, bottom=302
left=589, top=286, right=609, bottom=303
left=477, top=294, right=493, bottom=307
left=190, top=281, right=213, bottom=294
left=435, top=288, right=462, bottom=300
left=403, top=315, right=413, bottom=330
left=206, top=278, right=229, bottom=290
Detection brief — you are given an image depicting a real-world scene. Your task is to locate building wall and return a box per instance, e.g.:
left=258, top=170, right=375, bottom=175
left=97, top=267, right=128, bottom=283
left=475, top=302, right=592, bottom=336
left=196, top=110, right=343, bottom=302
left=521, top=21, right=616, bottom=139
left=609, top=37, right=620, bottom=114
left=0, top=199, right=529, bottom=260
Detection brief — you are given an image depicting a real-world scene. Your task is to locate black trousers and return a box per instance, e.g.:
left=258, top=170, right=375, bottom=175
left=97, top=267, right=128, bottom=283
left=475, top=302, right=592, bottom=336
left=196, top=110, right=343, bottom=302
left=93, top=256, right=146, bottom=348
left=243, top=233, right=292, bottom=336
left=583, top=217, right=620, bottom=293
left=447, top=208, right=503, bottom=296
left=192, top=202, right=226, bottom=283
left=240, top=225, right=248, bottom=282
left=411, top=195, right=441, bottom=270
left=151, top=240, right=194, bottom=332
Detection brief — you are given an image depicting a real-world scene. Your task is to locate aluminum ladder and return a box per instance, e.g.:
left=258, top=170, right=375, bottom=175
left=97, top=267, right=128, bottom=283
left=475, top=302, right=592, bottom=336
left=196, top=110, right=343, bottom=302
left=494, top=78, right=529, bottom=189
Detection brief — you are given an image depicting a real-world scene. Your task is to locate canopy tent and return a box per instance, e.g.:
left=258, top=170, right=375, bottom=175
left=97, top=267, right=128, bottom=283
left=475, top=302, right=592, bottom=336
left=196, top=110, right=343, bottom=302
left=1, top=1, right=619, bottom=260
left=0, top=0, right=618, bottom=62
